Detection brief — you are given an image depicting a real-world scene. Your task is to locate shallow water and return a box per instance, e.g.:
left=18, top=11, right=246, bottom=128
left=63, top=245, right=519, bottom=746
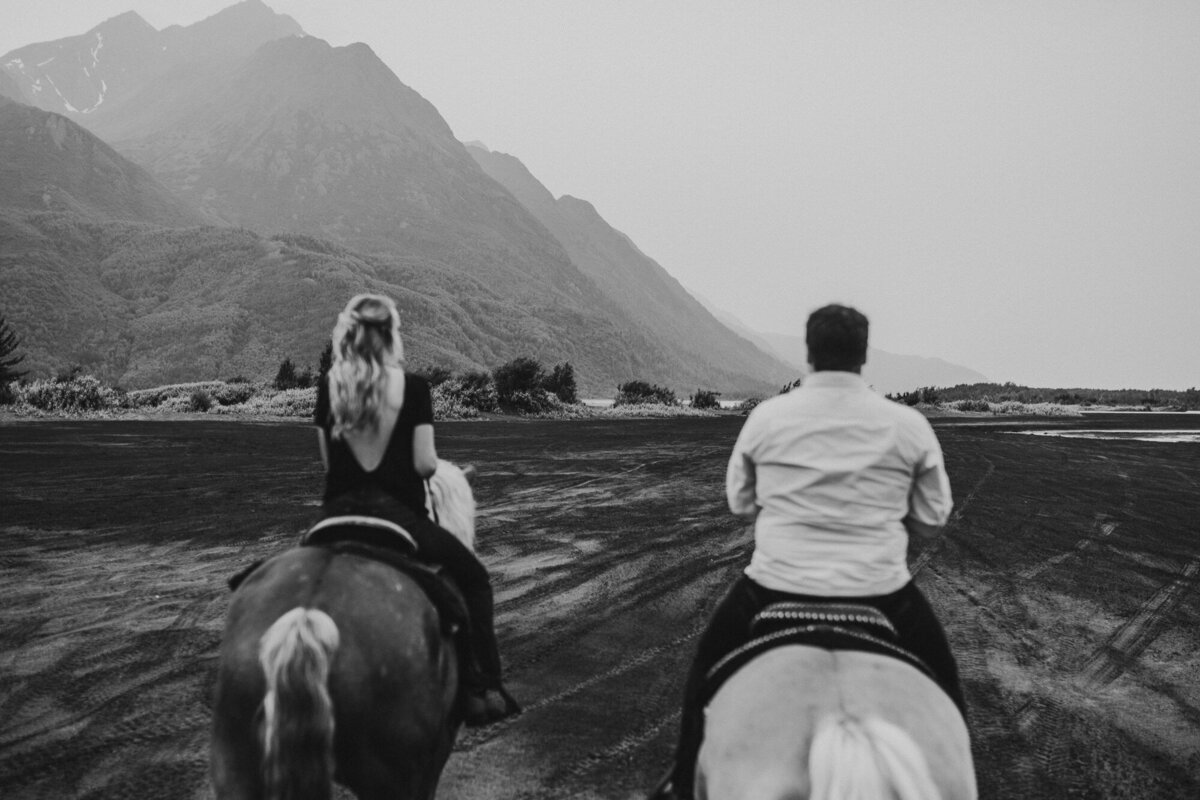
left=1012, top=429, right=1200, bottom=443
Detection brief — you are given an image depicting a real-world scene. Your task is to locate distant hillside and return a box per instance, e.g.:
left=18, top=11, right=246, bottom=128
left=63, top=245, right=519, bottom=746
left=0, top=102, right=207, bottom=227
left=467, top=143, right=791, bottom=393
left=0, top=212, right=679, bottom=391
left=701, top=301, right=987, bottom=395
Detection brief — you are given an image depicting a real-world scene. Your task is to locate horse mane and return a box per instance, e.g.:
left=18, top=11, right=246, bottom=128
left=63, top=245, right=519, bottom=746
left=427, top=459, right=477, bottom=551
left=808, top=712, right=942, bottom=800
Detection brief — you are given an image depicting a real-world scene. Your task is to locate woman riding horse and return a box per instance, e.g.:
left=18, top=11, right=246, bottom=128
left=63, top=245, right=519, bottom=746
left=211, top=459, right=483, bottom=800
left=313, top=293, right=519, bottom=726
left=651, top=303, right=968, bottom=800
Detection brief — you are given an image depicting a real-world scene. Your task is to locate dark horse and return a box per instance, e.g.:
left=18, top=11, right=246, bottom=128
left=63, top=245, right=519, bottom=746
left=210, top=460, right=478, bottom=800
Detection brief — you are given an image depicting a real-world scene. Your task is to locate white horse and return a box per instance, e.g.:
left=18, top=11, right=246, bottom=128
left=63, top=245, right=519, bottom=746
left=696, top=634, right=975, bottom=800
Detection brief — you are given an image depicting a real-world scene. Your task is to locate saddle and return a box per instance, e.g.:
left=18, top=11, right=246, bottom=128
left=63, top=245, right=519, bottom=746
left=227, top=516, right=469, bottom=637
left=703, top=601, right=936, bottom=706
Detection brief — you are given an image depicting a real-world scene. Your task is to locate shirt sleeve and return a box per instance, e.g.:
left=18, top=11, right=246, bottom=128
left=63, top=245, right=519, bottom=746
left=409, top=374, right=434, bottom=425
left=908, top=420, right=953, bottom=527
left=314, top=374, right=330, bottom=428
left=726, top=414, right=760, bottom=517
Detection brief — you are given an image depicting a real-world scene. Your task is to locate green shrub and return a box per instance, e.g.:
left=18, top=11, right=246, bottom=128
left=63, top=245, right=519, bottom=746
left=274, top=357, right=302, bottom=390
left=504, top=388, right=560, bottom=414
left=189, top=390, right=213, bottom=412
left=737, top=397, right=763, bottom=413
left=614, top=380, right=677, bottom=406
left=215, top=387, right=316, bottom=417
left=20, top=374, right=120, bottom=412
left=434, top=373, right=499, bottom=414
left=213, top=382, right=256, bottom=406
left=690, top=389, right=721, bottom=410
left=0, top=314, right=27, bottom=384
left=599, top=403, right=712, bottom=418
left=432, top=391, right=481, bottom=420
left=952, top=399, right=991, bottom=413
left=493, top=357, right=545, bottom=401
left=544, top=362, right=579, bottom=404
left=417, top=365, right=453, bottom=388
left=125, top=381, right=226, bottom=408
left=0, top=381, right=17, bottom=406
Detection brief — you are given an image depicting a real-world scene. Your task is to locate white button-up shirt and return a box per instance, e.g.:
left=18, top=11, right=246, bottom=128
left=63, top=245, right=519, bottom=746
left=727, top=370, right=953, bottom=596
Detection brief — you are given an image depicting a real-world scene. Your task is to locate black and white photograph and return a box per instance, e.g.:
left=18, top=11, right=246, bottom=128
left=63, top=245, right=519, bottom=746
left=1, top=2, right=1198, bottom=798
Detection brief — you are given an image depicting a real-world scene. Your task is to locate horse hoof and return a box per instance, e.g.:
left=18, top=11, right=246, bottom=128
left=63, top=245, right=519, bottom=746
left=464, top=689, right=519, bottom=727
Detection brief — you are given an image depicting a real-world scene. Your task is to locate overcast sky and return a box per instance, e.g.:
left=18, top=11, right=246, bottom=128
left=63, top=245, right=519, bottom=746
left=4, top=1, right=1198, bottom=389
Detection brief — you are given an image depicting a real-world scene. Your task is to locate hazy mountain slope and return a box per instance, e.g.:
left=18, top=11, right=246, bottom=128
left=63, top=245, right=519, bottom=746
left=702, top=302, right=987, bottom=395
left=0, top=1, right=301, bottom=138
left=0, top=102, right=208, bottom=227
left=0, top=70, right=26, bottom=103
left=104, top=33, right=784, bottom=392
left=118, top=37, right=589, bottom=292
left=467, top=144, right=792, bottom=391
left=0, top=212, right=675, bottom=390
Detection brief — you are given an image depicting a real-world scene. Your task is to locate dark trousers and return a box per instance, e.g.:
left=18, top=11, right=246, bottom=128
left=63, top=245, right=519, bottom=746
left=323, top=489, right=503, bottom=686
left=669, top=574, right=966, bottom=799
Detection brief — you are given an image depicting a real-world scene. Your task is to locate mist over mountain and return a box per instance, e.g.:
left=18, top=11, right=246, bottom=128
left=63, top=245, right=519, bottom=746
left=701, top=301, right=987, bottom=395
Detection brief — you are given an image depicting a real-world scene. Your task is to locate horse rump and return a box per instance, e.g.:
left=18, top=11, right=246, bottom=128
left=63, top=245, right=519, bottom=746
left=808, top=712, right=941, bottom=800
left=258, top=607, right=341, bottom=800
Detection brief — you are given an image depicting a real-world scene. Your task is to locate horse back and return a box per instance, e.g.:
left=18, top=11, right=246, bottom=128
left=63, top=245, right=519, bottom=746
left=700, top=646, right=975, bottom=800
left=213, top=546, right=458, bottom=798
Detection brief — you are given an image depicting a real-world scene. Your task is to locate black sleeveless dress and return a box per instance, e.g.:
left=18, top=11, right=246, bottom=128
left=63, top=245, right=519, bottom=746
left=314, top=373, right=434, bottom=515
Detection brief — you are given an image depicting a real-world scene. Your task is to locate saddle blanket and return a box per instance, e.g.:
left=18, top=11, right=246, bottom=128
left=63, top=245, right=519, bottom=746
left=703, top=601, right=936, bottom=707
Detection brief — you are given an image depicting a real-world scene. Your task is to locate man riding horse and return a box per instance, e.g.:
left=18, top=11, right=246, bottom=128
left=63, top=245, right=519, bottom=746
left=651, top=303, right=967, bottom=800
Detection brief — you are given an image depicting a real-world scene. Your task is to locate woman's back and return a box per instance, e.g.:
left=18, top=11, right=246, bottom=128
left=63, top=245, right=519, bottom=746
left=316, top=371, right=434, bottom=514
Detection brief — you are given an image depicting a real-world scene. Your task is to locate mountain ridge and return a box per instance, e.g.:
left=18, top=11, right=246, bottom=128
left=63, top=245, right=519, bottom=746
left=1, top=2, right=974, bottom=396
left=467, top=142, right=793, bottom=391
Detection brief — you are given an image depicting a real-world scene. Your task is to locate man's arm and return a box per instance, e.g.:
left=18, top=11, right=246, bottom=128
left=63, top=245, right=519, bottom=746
left=906, top=422, right=953, bottom=538
left=726, top=418, right=760, bottom=519
left=903, top=515, right=943, bottom=540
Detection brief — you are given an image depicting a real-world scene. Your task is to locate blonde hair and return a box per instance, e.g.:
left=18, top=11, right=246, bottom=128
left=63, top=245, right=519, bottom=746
left=328, top=294, right=404, bottom=440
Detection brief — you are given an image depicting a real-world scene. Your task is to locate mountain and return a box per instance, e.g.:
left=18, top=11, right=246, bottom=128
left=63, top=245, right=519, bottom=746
left=0, top=102, right=207, bottom=227
left=466, top=143, right=792, bottom=392
left=701, top=301, right=987, bottom=395
left=0, top=1, right=302, bottom=137
left=0, top=3, right=901, bottom=396
left=0, top=92, right=673, bottom=392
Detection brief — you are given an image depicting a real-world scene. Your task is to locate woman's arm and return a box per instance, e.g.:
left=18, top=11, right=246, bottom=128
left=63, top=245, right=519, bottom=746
left=412, top=423, right=438, bottom=478
left=315, top=428, right=330, bottom=472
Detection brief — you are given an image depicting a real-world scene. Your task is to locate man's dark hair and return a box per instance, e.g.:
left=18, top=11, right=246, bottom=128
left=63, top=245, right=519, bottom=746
left=806, top=304, right=869, bottom=371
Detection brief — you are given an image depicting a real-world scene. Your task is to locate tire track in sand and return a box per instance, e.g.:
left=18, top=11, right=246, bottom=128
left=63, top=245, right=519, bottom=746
left=911, top=456, right=994, bottom=576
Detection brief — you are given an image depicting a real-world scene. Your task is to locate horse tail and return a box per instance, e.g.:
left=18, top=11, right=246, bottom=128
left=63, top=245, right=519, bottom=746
left=258, top=607, right=340, bottom=800
left=808, top=712, right=942, bottom=800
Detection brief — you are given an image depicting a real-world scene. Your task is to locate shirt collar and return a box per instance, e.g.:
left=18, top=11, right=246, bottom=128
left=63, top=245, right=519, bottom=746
left=800, top=371, right=868, bottom=390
